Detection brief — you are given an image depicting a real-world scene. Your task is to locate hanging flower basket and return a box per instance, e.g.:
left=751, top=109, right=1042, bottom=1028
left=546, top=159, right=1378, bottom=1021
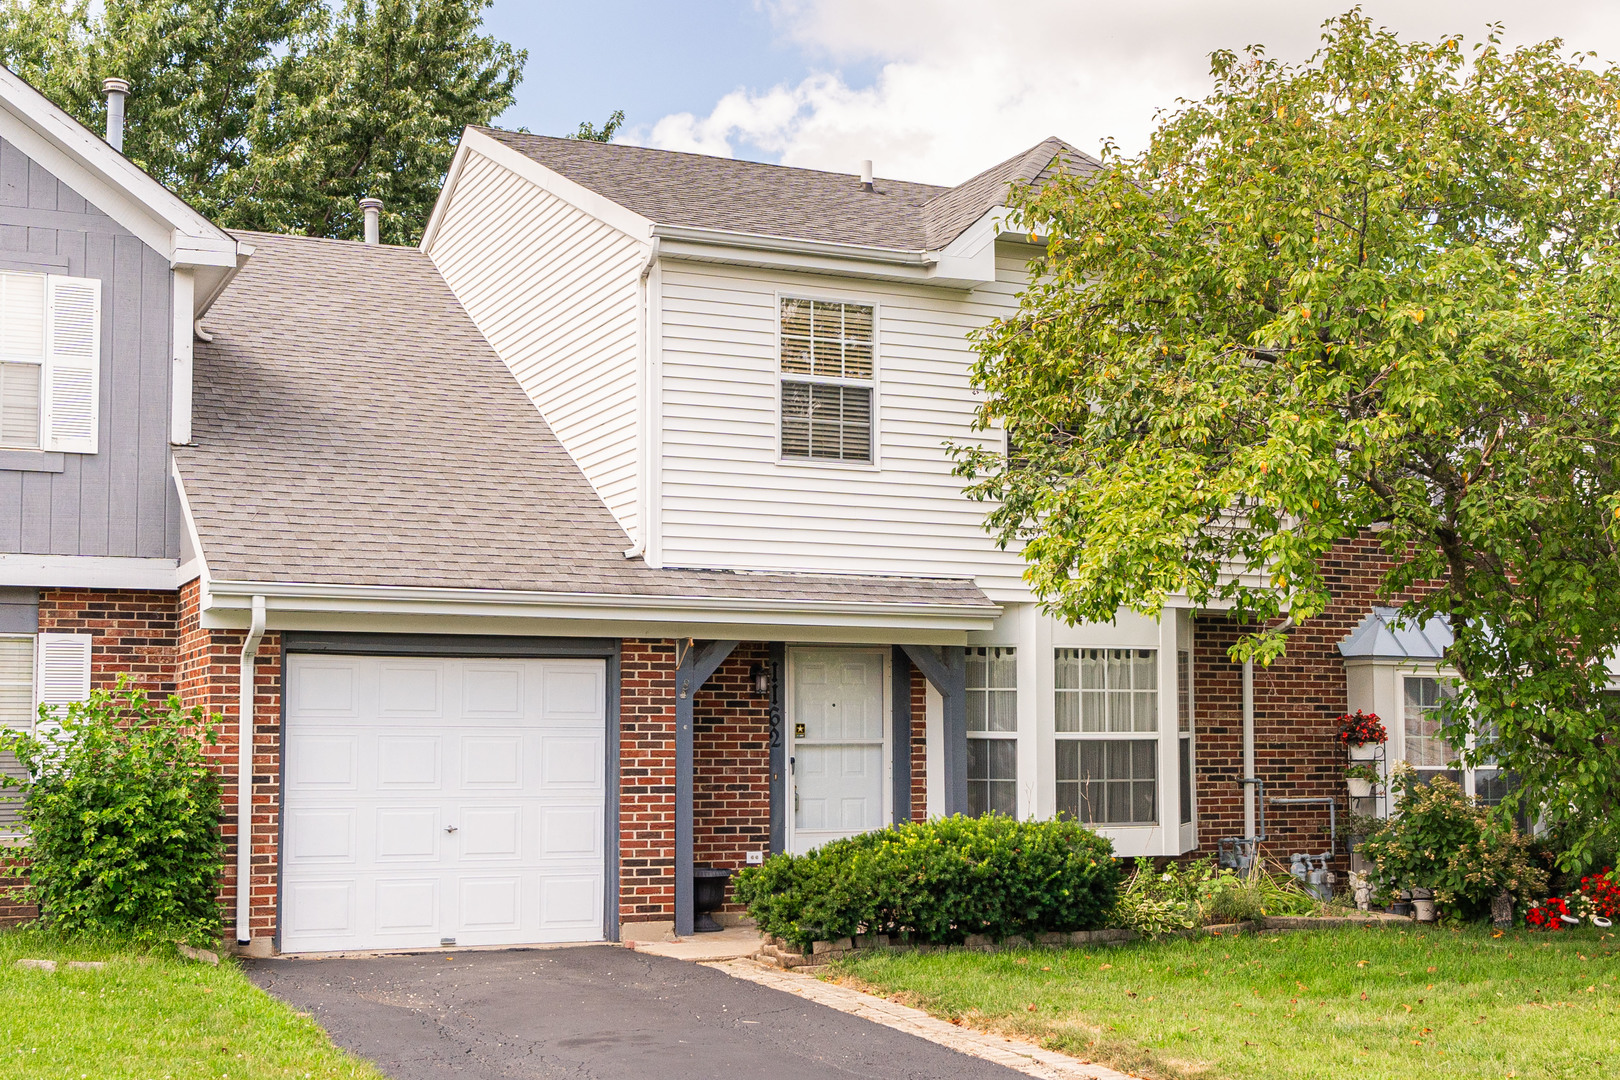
left=1337, top=710, right=1387, bottom=759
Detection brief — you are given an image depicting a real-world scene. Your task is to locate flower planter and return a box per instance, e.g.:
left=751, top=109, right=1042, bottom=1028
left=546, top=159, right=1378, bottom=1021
left=1347, top=777, right=1374, bottom=798
left=1411, top=888, right=1436, bottom=923
left=1348, top=741, right=1380, bottom=761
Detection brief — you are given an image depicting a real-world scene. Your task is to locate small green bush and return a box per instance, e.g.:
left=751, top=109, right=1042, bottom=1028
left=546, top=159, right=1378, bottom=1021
left=0, top=677, right=224, bottom=943
left=1358, top=770, right=1545, bottom=919
left=732, top=814, right=1121, bottom=950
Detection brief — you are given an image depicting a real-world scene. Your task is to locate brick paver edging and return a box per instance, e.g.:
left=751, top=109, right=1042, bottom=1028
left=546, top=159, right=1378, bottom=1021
left=709, top=958, right=1136, bottom=1080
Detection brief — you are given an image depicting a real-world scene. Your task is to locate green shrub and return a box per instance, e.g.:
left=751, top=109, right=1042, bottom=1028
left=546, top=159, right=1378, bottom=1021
left=1357, top=770, right=1545, bottom=919
left=0, top=677, right=224, bottom=943
left=732, top=814, right=1121, bottom=950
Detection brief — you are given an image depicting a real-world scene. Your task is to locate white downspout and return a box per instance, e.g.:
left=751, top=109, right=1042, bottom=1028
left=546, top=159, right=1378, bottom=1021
left=624, top=237, right=660, bottom=560
left=1242, top=656, right=1255, bottom=841
left=236, top=595, right=266, bottom=946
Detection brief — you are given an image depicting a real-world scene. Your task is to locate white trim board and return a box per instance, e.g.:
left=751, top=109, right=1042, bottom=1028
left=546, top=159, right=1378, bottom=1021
left=0, top=555, right=181, bottom=589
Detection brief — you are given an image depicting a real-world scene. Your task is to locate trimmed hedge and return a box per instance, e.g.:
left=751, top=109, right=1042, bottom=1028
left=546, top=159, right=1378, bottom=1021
left=731, top=814, right=1121, bottom=950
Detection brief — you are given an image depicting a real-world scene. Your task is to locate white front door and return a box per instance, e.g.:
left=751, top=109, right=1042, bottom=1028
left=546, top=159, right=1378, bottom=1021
left=280, top=655, right=606, bottom=953
left=788, top=648, right=889, bottom=855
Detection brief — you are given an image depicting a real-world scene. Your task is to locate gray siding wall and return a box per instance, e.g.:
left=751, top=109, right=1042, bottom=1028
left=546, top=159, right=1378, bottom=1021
left=0, top=136, right=180, bottom=559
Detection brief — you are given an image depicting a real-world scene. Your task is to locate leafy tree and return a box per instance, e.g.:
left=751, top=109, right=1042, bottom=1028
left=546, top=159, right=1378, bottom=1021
left=571, top=108, right=625, bottom=143
left=0, top=0, right=523, bottom=243
left=955, top=11, right=1620, bottom=865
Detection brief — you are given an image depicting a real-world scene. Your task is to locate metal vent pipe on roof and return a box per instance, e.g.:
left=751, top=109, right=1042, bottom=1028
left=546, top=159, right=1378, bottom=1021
left=860, top=160, right=873, bottom=192
left=359, top=197, right=383, bottom=244
left=102, top=78, right=130, bottom=151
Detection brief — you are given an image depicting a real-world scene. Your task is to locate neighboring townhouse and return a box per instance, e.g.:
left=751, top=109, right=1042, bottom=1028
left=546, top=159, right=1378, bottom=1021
left=0, top=66, right=246, bottom=847
left=0, top=59, right=1492, bottom=958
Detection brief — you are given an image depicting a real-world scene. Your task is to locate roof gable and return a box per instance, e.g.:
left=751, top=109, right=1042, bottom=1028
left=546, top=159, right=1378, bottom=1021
left=472, top=128, right=1095, bottom=253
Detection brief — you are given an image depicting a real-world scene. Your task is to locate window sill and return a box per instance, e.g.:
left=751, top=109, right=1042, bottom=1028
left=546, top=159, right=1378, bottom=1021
left=0, top=450, right=65, bottom=473
left=775, top=456, right=881, bottom=473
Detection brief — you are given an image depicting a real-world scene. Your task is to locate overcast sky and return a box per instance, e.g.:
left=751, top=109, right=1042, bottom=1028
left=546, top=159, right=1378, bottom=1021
left=486, top=1, right=1620, bottom=186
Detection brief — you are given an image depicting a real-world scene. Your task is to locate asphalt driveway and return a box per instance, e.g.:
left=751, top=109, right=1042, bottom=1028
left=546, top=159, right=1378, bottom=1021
left=246, top=945, right=1029, bottom=1080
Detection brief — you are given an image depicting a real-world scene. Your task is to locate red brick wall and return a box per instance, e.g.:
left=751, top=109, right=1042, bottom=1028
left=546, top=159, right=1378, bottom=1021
left=2, top=589, right=182, bottom=927
left=619, top=639, right=677, bottom=921
left=1192, top=534, right=1420, bottom=868
left=177, top=580, right=282, bottom=944
left=693, top=644, right=771, bottom=907
left=38, top=588, right=179, bottom=699
left=0, top=869, right=35, bottom=925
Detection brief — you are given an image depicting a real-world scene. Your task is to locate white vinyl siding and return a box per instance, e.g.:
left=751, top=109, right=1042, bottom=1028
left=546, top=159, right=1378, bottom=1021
left=427, top=150, right=643, bottom=538
left=656, top=246, right=1038, bottom=599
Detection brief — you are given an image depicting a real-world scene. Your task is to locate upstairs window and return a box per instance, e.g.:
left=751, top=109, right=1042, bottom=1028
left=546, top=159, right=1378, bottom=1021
left=0, top=269, right=101, bottom=454
left=779, top=297, right=873, bottom=463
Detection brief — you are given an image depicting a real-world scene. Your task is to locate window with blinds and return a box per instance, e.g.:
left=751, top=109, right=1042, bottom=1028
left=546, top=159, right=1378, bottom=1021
left=0, top=269, right=100, bottom=453
left=0, top=636, right=34, bottom=838
left=780, top=297, right=873, bottom=462
left=0, top=272, right=45, bottom=448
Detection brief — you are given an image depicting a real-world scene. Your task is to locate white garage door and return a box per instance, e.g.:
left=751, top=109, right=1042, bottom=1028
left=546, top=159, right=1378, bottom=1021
left=281, top=654, right=606, bottom=953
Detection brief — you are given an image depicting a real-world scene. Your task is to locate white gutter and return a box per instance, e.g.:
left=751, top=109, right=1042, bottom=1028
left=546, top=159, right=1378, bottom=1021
left=235, top=594, right=265, bottom=946
left=649, top=223, right=939, bottom=266
left=201, top=578, right=999, bottom=628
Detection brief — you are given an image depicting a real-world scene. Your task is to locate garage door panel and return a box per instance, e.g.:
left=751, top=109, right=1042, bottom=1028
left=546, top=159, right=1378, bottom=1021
left=282, top=655, right=606, bottom=954
left=288, top=735, right=358, bottom=789
left=461, top=735, right=522, bottom=787
left=539, top=735, right=602, bottom=788
left=375, top=879, right=438, bottom=932
left=376, top=735, right=442, bottom=788
left=459, top=876, right=522, bottom=929
left=540, top=807, right=602, bottom=859
left=286, top=880, right=355, bottom=934
left=539, top=875, right=602, bottom=932
left=286, top=808, right=357, bottom=863
left=540, top=663, right=605, bottom=723
left=291, top=661, right=361, bottom=717
left=375, top=807, right=440, bottom=860
left=463, top=665, right=524, bottom=717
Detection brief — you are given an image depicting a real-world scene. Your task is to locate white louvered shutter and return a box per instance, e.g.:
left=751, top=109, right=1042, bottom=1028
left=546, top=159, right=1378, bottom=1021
left=35, top=633, right=91, bottom=722
left=42, top=275, right=100, bottom=454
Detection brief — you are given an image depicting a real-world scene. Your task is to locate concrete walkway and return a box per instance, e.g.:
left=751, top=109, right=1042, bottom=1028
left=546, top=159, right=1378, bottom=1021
left=247, top=945, right=1039, bottom=1079
left=628, top=925, right=763, bottom=962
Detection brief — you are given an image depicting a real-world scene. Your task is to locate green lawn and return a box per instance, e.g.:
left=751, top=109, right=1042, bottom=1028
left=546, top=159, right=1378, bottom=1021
left=0, top=929, right=384, bottom=1080
left=834, top=924, right=1620, bottom=1080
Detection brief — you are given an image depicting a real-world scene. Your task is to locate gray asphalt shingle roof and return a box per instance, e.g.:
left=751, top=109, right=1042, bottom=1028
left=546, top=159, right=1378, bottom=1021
left=479, top=128, right=1098, bottom=251
left=174, top=232, right=992, bottom=610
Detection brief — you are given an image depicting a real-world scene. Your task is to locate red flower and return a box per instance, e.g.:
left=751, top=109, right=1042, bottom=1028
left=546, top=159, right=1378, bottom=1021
left=1337, top=710, right=1388, bottom=746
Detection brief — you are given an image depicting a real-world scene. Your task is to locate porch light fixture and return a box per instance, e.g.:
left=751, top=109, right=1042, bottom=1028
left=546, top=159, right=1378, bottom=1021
left=750, top=662, right=770, bottom=697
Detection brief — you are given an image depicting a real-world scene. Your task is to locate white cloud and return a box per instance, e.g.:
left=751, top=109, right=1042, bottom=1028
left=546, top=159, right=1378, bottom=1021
left=637, top=0, right=1620, bottom=185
